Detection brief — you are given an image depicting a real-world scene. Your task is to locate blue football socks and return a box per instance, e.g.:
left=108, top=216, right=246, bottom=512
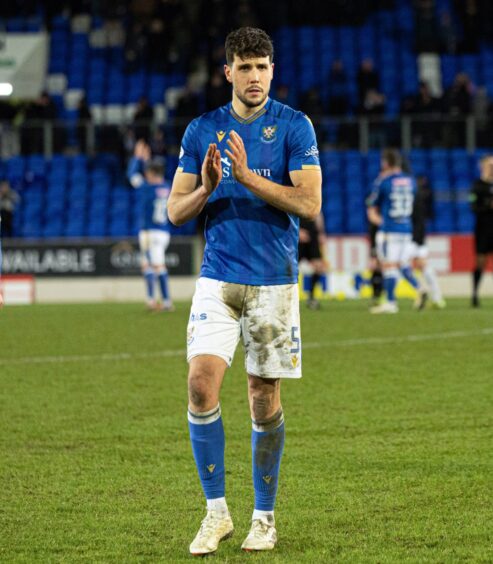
left=251, top=409, right=285, bottom=511
left=144, top=269, right=155, bottom=301
left=158, top=271, right=169, bottom=301
left=400, top=266, right=419, bottom=290
left=383, top=269, right=398, bottom=302
left=188, top=405, right=225, bottom=500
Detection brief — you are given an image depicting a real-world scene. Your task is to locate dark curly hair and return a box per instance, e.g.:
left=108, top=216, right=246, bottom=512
left=225, top=27, right=274, bottom=66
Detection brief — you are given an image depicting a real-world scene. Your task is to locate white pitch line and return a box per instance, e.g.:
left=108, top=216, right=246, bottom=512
left=1, top=327, right=493, bottom=367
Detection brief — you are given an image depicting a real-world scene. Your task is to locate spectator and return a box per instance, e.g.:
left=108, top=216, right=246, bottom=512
left=357, top=58, right=379, bottom=104
left=76, top=94, right=92, bottom=153
left=443, top=73, right=474, bottom=147
left=132, top=96, right=154, bottom=143
left=411, top=81, right=442, bottom=147
left=21, top=91, right=58, bottom=154
left=274, top=84, right=296, bottom=108
left=173, top=85, right=200, bottom=148
left=299, top=86, right=326, bottom=144
left=0, top=179, right=20, bottom=238
left=438, top=11, right=459, bottom=54
left=205, top=67, right=231, bottom=111
left=444, top=73, right=473, bottom=115
left=473, top=86, right=493, bottom=146
left=358, top=89, right=386, bottom=115
left=327, top=60, right=349, bottom=116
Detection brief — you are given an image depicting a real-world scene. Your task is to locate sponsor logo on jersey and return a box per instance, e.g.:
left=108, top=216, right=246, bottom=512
left=304, top=145, right=319, bottom=158
left=260, top=125, right=277, bottom=143
left=216, top=130, right=226, bottom=142
left=220, top=156, right=271, bottom=183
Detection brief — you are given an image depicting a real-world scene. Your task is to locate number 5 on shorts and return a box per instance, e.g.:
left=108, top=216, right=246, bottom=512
left=290, top=326, right=300, bottom=354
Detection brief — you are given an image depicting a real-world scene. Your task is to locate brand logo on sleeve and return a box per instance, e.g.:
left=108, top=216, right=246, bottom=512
left=304, top=145, right=319, bottom=158
left=260, top=125, right=277, bottom=143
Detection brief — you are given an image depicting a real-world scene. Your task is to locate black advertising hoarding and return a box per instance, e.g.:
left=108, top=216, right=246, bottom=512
left=1, top=237, right=196, bottom=277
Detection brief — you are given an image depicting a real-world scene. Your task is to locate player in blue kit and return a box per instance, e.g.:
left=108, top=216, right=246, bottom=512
left=366, top=148, right=427, bottom=314
left=167, top=27, right=322, bottom=554
left=127, top=140, right=173, bottom=311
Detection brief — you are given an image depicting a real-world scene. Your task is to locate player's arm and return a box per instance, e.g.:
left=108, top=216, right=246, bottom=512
left=367, top=206, right=382, bottom=226
left=127, top=140, right=151, bottom=188
left=225, top=131, right=321, bottom=220
left=168, top=143, right=222, bottom=226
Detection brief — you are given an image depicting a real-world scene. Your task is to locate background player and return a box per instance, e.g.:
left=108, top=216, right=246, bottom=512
left=470, top=154, right=493, bottom=307
left=127, top=140, right=173, bottom=311
left=298, top=213, right=327, bottom=310
left=366, top=148, right=427, bottom=313
left=167, top=27, right=321, bottom=555
left=411, top=175, right=445, bottom=309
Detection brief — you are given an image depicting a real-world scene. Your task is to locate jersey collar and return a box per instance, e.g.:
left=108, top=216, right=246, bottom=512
left=229, top=98, right=271, bottom=125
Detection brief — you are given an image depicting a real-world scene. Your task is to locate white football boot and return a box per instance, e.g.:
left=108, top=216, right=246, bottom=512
left=189, top=510, right=234, bottom=556
left=370, top=301, right=398, bottom=314
left=241, top=518, right=277, bottom=551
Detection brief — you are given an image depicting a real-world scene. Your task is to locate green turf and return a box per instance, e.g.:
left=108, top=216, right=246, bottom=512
left=1, top=298, right=492, bottom=563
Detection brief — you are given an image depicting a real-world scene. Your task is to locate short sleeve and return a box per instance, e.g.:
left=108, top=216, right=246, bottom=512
left=366, top=177, right=383, bottom=207
left=287, top=114, right=321, bottom=172
left=176, top=118, right=201, bottom=175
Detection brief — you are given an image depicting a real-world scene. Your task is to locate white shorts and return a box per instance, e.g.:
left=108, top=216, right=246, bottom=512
left=139, top=230, right=170, bottom=267
left=409, top=242, right=428, bottom=259
left=187, top=277, right=302, bottom=379
left=376, top=231, right=414, bottom=265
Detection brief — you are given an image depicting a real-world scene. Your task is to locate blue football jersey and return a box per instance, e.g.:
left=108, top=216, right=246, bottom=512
left=127, top=158, right=171, bottom=232
left=366, top=172, right=416, bottom=234
left=176, top=98, right=321, bottom=285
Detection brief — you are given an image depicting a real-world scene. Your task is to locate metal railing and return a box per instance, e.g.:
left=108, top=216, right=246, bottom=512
left=1, top=115, right=492, bottom=159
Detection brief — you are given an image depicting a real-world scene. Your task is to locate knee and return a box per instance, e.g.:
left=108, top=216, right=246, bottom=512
left=188, top=367, right=218, bottom=412
left=248, top=377, right=280, bottom=422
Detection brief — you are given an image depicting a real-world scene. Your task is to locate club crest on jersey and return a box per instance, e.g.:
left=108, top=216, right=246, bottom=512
left=261, top=125, right=277, bottom=143
left=216, top=130, right=226, bottom=143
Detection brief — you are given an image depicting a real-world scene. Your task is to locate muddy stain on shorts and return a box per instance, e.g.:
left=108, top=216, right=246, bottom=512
left=219, top=282, right=247, bottom=321
left=244, top=286, right=294, bottom=368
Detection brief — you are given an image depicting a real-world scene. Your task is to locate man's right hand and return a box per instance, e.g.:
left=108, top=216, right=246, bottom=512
left=201, top=143, right=222, bottom=195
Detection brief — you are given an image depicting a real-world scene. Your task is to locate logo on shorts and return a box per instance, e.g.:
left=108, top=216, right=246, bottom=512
left=190, top=312, right=207, bottom=322
left=261, top=125, right=277, bottom=143
left=187, top=326, right=195, bottom=345
left=291, top=354, right=299, bottom=368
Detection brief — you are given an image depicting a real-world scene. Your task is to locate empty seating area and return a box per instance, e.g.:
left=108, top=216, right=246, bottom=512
left=321, top=148, right=479, bottom=235
left=1, top=149, right=484, bottom=239
left=0, top=154, right=197, bottom=239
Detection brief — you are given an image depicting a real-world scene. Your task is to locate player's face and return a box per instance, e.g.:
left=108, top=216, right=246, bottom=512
left=224, top=55, right=273, bottom=109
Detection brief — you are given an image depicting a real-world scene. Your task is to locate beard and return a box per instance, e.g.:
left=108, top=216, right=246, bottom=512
left=234, top=86, right=269, bottom=109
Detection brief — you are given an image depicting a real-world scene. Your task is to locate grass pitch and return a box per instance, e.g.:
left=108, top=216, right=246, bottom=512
left=1, top=298, right=492, bottom=563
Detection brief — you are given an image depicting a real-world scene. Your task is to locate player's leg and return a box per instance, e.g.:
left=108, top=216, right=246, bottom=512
left=472, top=253, right=486, bottom=307
left=139, top=231, right=155, bottom=309
left=371, top=232, right=399, bottom=313
left=187, top=278, right=242, bottom=555
left=400, top=237, right=427, bottom=310
left=241, top=283, right=301, bottom=550
left=150, top=231, right=172, bottom=310
left=188, top=355, right=234, bottom=555
left=242, top=375, right=283, bottom=551
left=416, top=252, right=445, bottom=308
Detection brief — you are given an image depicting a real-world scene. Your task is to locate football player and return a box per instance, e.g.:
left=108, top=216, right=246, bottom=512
left=127, top=140, right=173, bottom=311
left=168, top=27, right=321, bottom=554
left=366, top=148, right=427, bottom=313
